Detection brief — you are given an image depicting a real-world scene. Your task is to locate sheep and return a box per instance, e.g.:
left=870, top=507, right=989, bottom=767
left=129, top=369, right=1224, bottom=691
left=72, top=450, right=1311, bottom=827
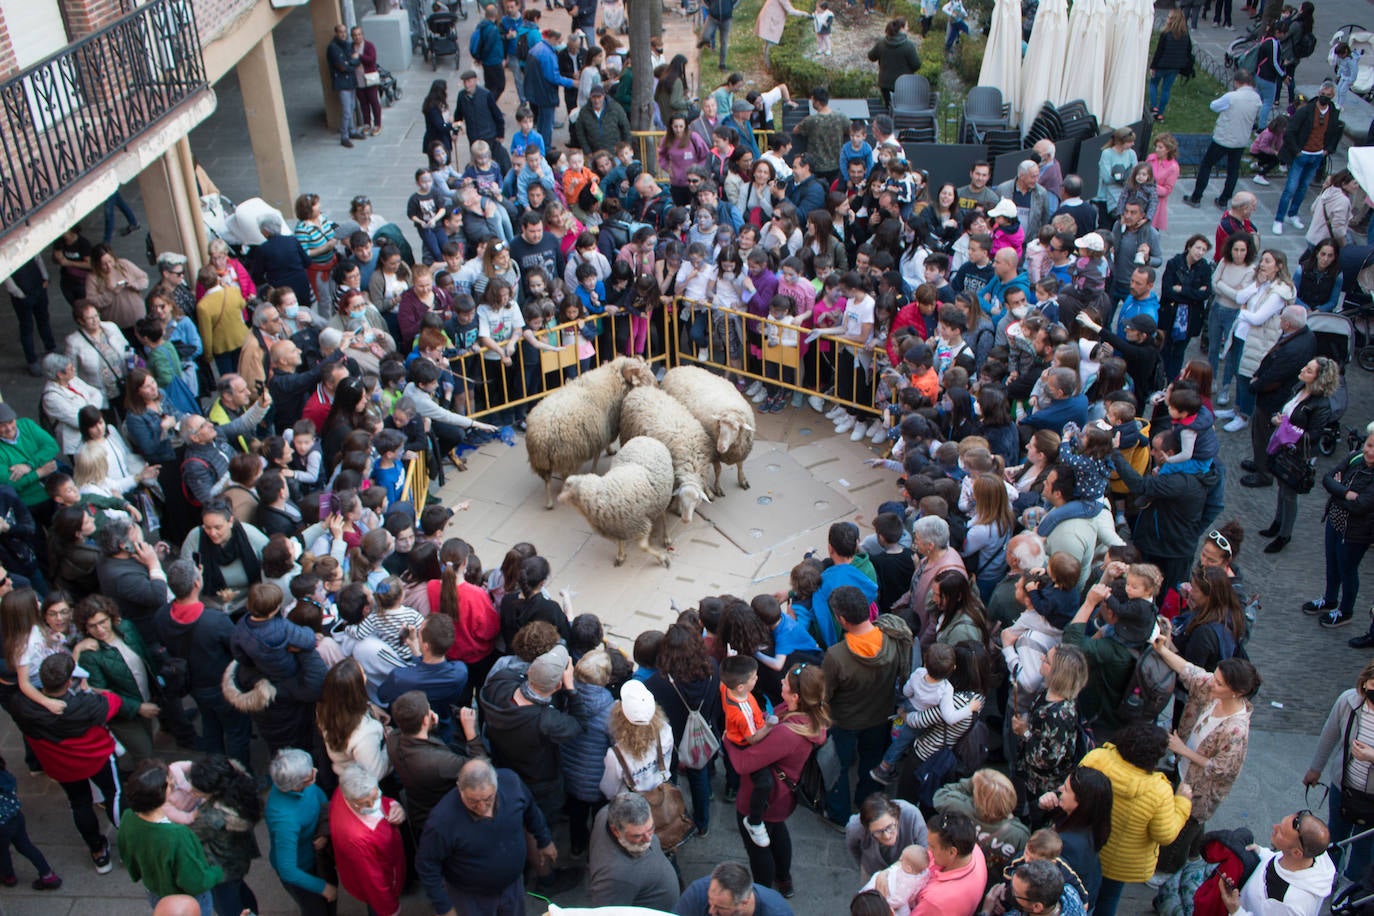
left=619, top=386, right=715, bottom=523
left=660, top=366, right=757, bottom=497
left=558, top=435, right=674, bottom=567
left=525, top=356, right=657, bottom=509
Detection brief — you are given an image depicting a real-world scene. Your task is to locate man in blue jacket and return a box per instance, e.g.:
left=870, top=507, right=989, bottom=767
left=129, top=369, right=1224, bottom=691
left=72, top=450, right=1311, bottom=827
left=1020, top=367, right=1089, bottom=433
left=773, top=153, right=826, bottom=220
left=978, top=248, right=1031, bottom=320
left=523, top=29, right=576, bottom=149
left=797, top=522, right=879, bottom=648
left=469, top=5, right=508, bottom=101
left=453, top=70, right=509, bottom=173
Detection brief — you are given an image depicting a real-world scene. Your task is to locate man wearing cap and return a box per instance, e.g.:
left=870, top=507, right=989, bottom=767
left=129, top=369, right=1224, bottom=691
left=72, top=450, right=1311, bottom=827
left=0, top=403, right=59, bottom=512
left=572, top=85, right=631, bottom=154
left=523, top=29, right=577, bottom=149
left=453, top=69, right=509, bottom=174
left=1110, top=200, right=1162, bottom=314
left=478, top=645, right=584, bottom=852
left=994, top=161, right=1052, bottom=240
left=1109, top=429, right=1221, bottom=593
left=721, top=99, right=760, bottom=157
left=418, top=758, right=575, bottom=914
left=1077, top=305, right=1164, bottom=399
left=590, top=791, right=680, bottom=909
left=1061, top=565, right=1150, bottom=743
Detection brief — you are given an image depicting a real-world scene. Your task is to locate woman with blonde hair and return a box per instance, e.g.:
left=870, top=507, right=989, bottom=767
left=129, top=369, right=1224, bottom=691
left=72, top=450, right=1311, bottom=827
left=1218, top=248, right=1295, bottom=436
left=598, top=679, right=674, bottom=798
left=1013, top=644, right=1090, bottom=823
left=934, top=768, right=1031, bottom=874
left=962, top=474, right=1015, bottom=601
left=1257, top=356, right=1337, bottom=553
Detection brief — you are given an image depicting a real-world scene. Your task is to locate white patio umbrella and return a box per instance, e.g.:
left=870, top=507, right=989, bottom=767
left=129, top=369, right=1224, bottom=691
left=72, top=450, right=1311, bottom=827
left=1057, top=0, right=1108, bottom=122
left=979, top=0, right=1024, bottom=124
left=1019, top=0, right=1069, bottom=134
left=1102, top=0, right=1152, bottom=128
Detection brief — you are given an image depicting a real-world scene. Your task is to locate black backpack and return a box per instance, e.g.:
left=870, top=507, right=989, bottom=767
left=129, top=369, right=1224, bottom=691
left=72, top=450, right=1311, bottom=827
left=1294, top=29, right=1317, bottom=59
left=516, top=31, right=532, bottom=61
left=772, top=736, right=842, bottom=814
left=1114, top=644, right=1177, bottom=724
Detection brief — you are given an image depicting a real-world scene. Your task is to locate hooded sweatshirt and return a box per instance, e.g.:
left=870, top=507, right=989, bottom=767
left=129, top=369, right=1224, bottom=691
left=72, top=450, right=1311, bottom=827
left=478, top=669, right=582, bottom=800
left=154, top=600, right=236, bottom=692
left=822, top=624, right=904, bottom=730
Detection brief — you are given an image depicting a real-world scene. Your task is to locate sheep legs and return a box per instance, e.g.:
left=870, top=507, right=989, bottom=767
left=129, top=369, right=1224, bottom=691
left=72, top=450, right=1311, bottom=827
left=711, top=460, right=725, bottom=498
left=736, top=462, right=750, bottom=490
left=543, top=475, right=555, bottom=510
left=615, top=524, right=671, bottom=568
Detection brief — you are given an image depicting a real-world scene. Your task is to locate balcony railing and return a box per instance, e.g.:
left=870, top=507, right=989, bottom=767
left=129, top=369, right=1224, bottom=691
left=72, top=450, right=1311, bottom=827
left=0, top=0, right=208, bottom=239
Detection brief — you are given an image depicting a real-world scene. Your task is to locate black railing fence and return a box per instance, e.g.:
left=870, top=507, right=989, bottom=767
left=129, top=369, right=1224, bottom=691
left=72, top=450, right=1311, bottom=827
left=0, top=0, right=207, bottom=238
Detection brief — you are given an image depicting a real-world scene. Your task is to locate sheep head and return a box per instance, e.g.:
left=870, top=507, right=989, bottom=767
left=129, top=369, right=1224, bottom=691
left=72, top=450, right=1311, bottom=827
left=714, top=414, right=753, bottom=454
left=557, top=476, right=590, bottom=507
left=673, top=481, right=711, bottom=523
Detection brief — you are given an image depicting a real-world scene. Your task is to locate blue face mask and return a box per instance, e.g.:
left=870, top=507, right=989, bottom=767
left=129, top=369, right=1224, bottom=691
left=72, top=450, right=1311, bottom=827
left=284, top=304, right=301, bottom=320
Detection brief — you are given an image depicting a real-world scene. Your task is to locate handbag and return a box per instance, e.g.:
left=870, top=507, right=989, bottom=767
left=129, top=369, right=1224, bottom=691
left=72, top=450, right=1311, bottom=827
left=610, top=742, right=694, bottom=851
left=1340, top=707, right=1374, bottom=825
left=1268, top=441, right=1315, bottom=493
left=362, top=70, right=381, bottom=88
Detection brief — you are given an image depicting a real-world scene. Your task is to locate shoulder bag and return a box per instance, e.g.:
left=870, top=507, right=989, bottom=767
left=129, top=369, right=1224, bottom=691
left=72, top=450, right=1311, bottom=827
left=610, top=739, right=694, bottom=850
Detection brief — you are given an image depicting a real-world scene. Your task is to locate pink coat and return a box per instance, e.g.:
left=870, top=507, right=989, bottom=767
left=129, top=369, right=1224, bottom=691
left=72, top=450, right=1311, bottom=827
left=1148, top=154, right=1179, bottom=232
left=755, top=0, right=802, bottom=44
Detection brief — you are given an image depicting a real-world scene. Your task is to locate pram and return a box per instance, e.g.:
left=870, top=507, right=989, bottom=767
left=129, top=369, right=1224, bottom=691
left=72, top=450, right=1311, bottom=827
left=1331, top=825, right=1374, bottom=915
left=375, top=66, right=401, bottom=107
left=1224, top=20, right=1267, bottom=74
left=423, top=11, right=461, bottom=69
left=1329, top=24, right=1374, bottom=104
left=1310, top=310, right=1354, bottom=454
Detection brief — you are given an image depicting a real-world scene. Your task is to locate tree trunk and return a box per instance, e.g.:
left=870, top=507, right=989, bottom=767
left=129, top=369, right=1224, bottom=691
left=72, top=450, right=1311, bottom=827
left=628, top=0, right=655, bottom=132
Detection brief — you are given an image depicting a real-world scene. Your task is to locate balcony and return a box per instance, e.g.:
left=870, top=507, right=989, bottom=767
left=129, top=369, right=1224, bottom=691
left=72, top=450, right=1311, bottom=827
left=0, top=0, right=210, bottom=241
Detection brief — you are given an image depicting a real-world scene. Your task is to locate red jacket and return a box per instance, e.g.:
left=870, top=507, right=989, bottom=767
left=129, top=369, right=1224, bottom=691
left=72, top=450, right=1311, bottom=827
left=891, top=303, right=937, bottom=363
left=17, top=689, right=122, bottom=783
left=329, top=790, right=405, bottom=916
left=428, top=580, right=501, bottom=664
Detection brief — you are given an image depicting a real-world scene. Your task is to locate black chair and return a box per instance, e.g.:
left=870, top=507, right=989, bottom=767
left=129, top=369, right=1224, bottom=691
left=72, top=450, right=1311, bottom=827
left=963, top=86, right=1010, bottom=132
left=897, top=117, right=939, bottom=144
left=983, top=128, right=1024, bottom=160
left=1057, top=99, right=1099, bottom=140
left=1023, top=102, right=1063, bottom=146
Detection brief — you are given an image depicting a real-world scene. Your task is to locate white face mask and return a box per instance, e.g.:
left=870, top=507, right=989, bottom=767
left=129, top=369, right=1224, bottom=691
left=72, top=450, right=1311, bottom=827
left=358, top=799, right=381, bottom=817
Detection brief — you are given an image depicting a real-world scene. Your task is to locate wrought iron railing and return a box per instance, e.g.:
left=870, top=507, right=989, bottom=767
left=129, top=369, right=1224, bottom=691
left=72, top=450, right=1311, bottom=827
left=0, top=0, right=208, bottom=239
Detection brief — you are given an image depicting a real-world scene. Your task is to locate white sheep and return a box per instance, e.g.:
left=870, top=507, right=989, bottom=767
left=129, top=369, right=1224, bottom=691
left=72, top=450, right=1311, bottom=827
left=660, top=366, right=756, bottom=496
left=558, top=435, right=674, bottom=567
left=525, top=356, right=657, bottom=509
left=619, top=386, right=715, bottom=523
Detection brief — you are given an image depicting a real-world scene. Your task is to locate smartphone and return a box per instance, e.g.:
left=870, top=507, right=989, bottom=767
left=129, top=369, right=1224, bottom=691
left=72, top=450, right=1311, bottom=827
left=255, top=379, right=265, bottom=397
left=192, top=551, right=201, bottom=567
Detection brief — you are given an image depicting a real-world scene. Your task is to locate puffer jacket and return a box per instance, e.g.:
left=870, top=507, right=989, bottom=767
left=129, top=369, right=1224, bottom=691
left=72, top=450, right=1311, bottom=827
left=1081, top=744, right=1191, bottom=882
left=1323, top=453, right=1374, bottom=545
left=478, top=669, right=583, bottom=802
left=1236, top=280, right=1294, bottom=379
left=191, top=798, right=262, bottom=882
left=562, top=682, right=615, bottom=803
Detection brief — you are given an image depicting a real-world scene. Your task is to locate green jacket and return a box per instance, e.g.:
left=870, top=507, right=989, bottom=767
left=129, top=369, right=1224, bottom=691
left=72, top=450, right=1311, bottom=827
left=0, top=419, right=59, bottom=506
left=78, top=619, right=154, bottom=720
left=1062, top=622, right=1135, bottom=737
left=117, top=814, right=223, bottom=897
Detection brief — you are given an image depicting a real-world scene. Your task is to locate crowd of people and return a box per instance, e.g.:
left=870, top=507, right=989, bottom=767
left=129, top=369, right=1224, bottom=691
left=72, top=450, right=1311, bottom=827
left=0, top=1, right=1373, bottom=914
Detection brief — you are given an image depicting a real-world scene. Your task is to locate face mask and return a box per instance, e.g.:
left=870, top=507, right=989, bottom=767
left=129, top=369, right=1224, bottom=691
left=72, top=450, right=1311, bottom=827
left=358, top=800, right=382, bottom=817
left=1364, top=688, right=1374, bottom=704
left=349, top=314, right=367, bottom=331
left=284, top=304, right=300, bottom=320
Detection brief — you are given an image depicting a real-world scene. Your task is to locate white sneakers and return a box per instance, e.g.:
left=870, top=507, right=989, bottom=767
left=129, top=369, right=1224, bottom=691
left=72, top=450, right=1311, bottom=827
left=1223, top=415, right=1249, bottom=432
left=826, top=405, right=846, bottom=420
left=1287, top=215, right=1305, bottom=230
left=870, top=423, right=888, bottom=443
left=809, top=395, right=828, bottom=413
left=745, top=819, right=771, bottom=847
left=1271, top=220, right=1284, bottom=236
left=751, top=386, right=769, bottom=403
left=744, top=380, right=764, bottom=399
left=1252, top=174, right=1270, bottom=186
left=1214, top=407, right=1236, bottom=420
left=1216, top=390, right=1231, bottom=407
left=850, top=420, right=871, bottom=441
left=834, top=413, right=856, bottom=433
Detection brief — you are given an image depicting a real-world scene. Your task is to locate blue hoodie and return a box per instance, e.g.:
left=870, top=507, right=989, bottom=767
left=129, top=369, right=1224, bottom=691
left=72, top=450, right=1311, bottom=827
left=1114, top=292, right=1161, bottom=334
left=799, top=562, right=880, bottom=648
left=978, top=270, right=1032, bottom=318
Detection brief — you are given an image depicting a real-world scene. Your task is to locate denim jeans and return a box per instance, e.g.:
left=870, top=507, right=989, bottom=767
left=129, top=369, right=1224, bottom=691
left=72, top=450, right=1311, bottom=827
left=679, top=765, right=712, bottom=833
left=945, top=18, right=968, bottom=51
left=338, top=89, right=356, bottom=140
left=1149, top=70, right=1179, bottom=114
left=1254, top=76, right=1278, bottom=130
left=1325, top=520, right=1372, bottom=619
left=1276, top=150, right=1324, bottom=221
left=1234, top=372, right=1255, bottom=417
left=417, top=224, right=449, bottom=263
left=533, top=103, right=556, bottom=152
left=0, top=812, right=52, bottom=881
left=1207, top=304, right=1238, bottom=377
left=1095, top=877, right=1126, bottom=916
left=1329, top=785, right=1374, bottom=881
left=212, top=879, right=258, bottom=916
left=700, top=15, right=732, bottom=68
left=825, top=723, right=888, bottom=824
left=103, top=192, right=138, bottom=243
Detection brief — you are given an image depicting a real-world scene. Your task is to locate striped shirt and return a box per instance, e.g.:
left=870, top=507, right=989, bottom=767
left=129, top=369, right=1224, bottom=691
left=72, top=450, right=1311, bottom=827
left=912, top=691, right=980, bottom=762
left=294, top=220, right=338, bottom=265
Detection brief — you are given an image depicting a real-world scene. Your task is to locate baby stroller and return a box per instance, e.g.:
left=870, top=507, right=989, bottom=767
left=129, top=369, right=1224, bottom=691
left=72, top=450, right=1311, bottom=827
left=1337, top=244, right=1374, bottom=372
left=423, top=10, right=461, bottom=69
left=1224, top=19, right=1267, bottom=74
left=1309, top=310, right=1354, bottom=454
left=1330, top=24, right=1374, bottom=104
left=1331, top=827, right=1374, bottom=915
left=376, top=66, right=401, bottom=107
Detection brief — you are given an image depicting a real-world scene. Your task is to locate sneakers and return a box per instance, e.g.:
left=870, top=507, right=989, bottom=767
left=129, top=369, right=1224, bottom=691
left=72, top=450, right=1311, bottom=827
left=1216, top=390, right=1232, bottom=407
left=870, top=422, right=888, bottom=442
left=834, top=414, right=856, bottom=433
left=1321, top=610, right=1354, bottom=629
left=744, top=380, right=764, bottom=398
left=791, top=391, right=804, bottom=408
left=1222, top=416, right=1249, bottom=432
left=869, top=762, right=897, bottom=784
left=826, top=404, right=846, bottom=420
left=1252, top=174, right=1270, bottom=186
left=1302, top=598, right=1331, bottom=615
left=809, top=395, right=829, bottom=413
left=91, top=839, right=113, bottom=875
left=1286, top=215, right=1305, bottom=230
left=1271, top=220, right=1284, bottom=236
left=850, top=420, right=871, bottom=441
left=751, top=385, right=769, bottom=403
left=32, top=873, right=61, bottom=891
left=744, top=818, right=772, bottom=847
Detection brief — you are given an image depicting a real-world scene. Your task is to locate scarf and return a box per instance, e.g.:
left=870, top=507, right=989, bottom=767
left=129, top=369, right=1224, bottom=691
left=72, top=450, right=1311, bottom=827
left=200, top=521, right=261, bottom=595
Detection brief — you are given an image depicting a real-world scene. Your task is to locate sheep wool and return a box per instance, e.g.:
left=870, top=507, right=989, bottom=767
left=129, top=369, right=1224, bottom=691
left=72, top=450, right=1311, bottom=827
left=525, top=356, right=657, bottom=509
left=659, top=366, right=757, bottom=496
left=619, top=386, right=716, bottom=523
left=558, top=436, right=675, bottom=567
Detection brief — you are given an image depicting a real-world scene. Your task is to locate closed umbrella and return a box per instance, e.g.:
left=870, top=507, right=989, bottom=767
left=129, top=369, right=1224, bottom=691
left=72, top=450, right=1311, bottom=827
left=979, top=0, right=1024, bottom=124
left=1058, top=0, right=1108, bottom=121
left=1019, top=0, right=1069, bottom=133
left=1102, top=0, right=1152, bottom=128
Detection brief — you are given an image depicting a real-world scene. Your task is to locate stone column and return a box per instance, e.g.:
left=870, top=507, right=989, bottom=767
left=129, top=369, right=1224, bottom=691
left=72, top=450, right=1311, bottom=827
left=311, top=0, right=343, bottom=132
left=135, top=151, right=203, bottom=274
left=237, top=32, right=299, bottom=212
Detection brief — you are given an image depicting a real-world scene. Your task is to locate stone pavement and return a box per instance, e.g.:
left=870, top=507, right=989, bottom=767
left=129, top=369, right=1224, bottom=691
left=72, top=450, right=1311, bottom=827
left=1, top=5, right=1373, bottom=912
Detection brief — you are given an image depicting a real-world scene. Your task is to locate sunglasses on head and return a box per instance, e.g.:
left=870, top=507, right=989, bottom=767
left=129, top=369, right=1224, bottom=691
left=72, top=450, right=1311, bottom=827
left=1206, top=529, right=1232, bottom=554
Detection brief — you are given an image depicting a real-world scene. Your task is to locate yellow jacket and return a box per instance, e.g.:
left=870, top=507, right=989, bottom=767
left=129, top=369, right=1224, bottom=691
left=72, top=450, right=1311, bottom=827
left=197, top=286, right=249, bottom=357
left=1082, top=744, right=1191, bottom=882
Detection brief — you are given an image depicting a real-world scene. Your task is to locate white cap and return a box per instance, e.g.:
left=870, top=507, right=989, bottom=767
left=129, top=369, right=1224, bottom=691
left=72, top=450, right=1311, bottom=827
left=1074, top=233, right=1105, bottom=252
left=988, top=198, right=1018, bottom=219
